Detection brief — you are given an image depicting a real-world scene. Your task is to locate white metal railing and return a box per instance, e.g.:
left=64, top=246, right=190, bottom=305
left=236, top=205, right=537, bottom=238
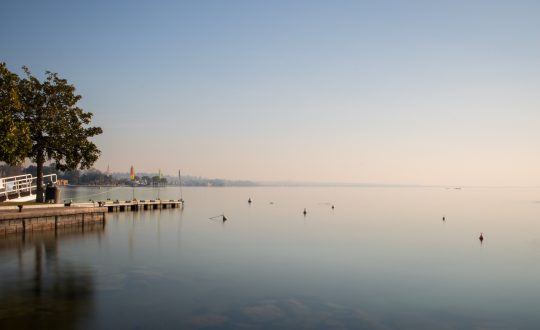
left=1, top=173, right=57, bottom=201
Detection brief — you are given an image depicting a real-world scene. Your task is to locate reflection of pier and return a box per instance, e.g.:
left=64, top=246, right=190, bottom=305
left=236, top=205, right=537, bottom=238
left=0, top=224, right=99, bottom=329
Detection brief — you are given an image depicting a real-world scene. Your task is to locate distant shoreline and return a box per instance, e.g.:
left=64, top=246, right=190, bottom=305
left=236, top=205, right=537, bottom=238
left=60, top=184, right=540, bottom=189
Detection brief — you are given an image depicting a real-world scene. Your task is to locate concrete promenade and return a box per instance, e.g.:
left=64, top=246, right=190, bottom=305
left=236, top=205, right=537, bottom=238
left=0, top=199, right=183, bottom=236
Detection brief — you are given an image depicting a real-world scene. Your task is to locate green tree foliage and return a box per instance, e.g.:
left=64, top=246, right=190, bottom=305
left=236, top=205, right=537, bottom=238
left=0, top=63, right=31, bottom=165
left=18, top=67, right=103, bottom=202
left=141, top=176, right=151, bottom=185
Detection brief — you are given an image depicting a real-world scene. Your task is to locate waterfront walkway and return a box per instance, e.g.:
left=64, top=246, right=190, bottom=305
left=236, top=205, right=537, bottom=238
left=0, top=199, right=183, bottom=235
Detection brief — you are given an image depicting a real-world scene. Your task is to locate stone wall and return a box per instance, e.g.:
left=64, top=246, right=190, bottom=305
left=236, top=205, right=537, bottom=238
left=0, top=212, right=105, bottom=236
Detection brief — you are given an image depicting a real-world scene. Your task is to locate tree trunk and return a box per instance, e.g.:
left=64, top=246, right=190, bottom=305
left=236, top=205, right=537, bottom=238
left=35, top=151, right=44, bottom=203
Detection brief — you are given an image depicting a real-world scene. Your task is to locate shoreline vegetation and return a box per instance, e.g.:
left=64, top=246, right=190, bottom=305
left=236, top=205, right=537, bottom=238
left=3, top=164, right=538, bottom=189
left=0, top=163, right=258, bottom=187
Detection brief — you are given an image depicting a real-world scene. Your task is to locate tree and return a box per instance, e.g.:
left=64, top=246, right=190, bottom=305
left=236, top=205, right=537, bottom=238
left=141, top=176, right=150, bottom=185
left=19, top=67, right=103, bottom=202
left=0, top=63, right=31, bottom=165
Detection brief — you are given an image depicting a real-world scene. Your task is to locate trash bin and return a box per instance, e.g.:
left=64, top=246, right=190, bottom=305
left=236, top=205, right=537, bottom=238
left=45, top=185, right=60, bottom=203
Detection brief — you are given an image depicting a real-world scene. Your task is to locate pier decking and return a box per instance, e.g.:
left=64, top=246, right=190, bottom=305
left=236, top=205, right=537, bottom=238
left=0, top=199, right=183, bottom=236
left=101, top=199, right=183, bottom=212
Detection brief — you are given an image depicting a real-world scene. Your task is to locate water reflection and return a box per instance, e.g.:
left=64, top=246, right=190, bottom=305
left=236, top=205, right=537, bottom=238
left=0, top=227, right=101, bottom=329
left=1, top=187, right=539, bottom=328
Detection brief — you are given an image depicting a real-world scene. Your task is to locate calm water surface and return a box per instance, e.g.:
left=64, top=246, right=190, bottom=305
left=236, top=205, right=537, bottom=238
left=1, top=186, right=540, bottom=329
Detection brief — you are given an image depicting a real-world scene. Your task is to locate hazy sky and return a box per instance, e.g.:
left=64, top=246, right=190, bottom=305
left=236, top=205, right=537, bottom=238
left=1, top=1, right=539, bottom=185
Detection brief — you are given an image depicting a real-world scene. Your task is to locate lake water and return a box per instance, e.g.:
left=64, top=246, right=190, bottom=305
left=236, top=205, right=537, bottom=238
left=1, top=186, right=540, bottom=329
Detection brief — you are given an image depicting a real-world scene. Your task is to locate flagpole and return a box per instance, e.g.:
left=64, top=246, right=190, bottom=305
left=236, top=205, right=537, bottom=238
left=178, top=169, right=183, bottom=201
left=157, top=169, right=161, bottom=200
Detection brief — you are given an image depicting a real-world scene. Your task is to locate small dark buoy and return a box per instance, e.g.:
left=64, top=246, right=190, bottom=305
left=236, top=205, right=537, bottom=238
left=303, top=208, right=307, bottom=215
left=248, top=197, right=252, bottom=204
left=222, top=215, right=227, bottom=222
left=479, top=232, right=484, bottom=242
left=331, top=205, right=335, bottom=210
left=442, top=216, right=445, bottom=221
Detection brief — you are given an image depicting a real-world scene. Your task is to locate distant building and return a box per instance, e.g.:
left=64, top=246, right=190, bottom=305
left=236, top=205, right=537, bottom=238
left=57, top=179, right=69, bottom=186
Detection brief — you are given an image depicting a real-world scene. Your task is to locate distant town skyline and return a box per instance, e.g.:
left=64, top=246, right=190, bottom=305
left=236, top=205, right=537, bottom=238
left=2, top=1, right=539, bottom=186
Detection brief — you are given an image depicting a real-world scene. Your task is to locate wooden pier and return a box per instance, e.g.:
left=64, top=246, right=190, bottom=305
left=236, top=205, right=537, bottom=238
left=0, top=199, right=183, bottom=236
left=102, top=199, right=183, bottom=212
